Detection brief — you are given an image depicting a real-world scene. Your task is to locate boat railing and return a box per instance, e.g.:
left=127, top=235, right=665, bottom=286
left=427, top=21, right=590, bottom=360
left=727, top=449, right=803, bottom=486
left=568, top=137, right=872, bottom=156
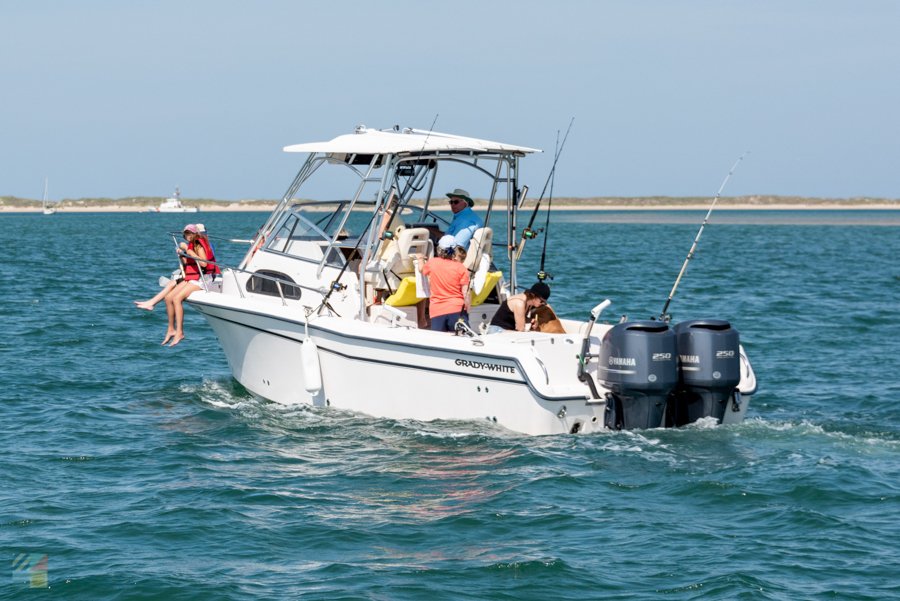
left=168, top=231, right=330, bottom=307
left=173, top=249, right=326, bottom=308
left=166, top=231, right=254, bottom=244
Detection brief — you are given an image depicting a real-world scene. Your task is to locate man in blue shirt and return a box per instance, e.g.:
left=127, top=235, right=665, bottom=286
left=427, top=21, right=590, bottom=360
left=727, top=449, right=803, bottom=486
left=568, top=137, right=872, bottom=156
left=442, top=188, right=484, bottom=249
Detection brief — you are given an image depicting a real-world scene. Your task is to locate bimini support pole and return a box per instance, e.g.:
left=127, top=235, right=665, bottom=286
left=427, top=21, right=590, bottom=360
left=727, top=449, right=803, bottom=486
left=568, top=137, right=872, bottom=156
left=508, top=155, right=519, bottom=292
left=359, top=154, right=395, bottom=321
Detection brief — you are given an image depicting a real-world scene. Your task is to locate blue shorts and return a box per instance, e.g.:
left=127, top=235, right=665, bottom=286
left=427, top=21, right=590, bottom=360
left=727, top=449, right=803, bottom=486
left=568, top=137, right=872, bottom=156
left=431, top=311, right=469, bottom=332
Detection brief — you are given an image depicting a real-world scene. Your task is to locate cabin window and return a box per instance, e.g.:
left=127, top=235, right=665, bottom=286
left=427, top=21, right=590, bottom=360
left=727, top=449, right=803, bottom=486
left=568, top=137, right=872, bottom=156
left=246, top=270, right=302, bottom=300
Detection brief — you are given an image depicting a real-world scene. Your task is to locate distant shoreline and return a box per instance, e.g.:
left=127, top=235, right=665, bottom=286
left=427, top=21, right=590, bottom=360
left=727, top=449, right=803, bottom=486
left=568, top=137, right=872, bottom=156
left=3, top=194, right=899, bottom=213
left=4, top=204, right=900, bottom=213
left=0, top=205, right=277, bottom=213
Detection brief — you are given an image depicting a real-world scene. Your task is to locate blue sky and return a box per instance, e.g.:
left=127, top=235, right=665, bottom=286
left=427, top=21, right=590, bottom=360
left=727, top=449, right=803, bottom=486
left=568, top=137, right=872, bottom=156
left=1, top=1, right=898, bottom=200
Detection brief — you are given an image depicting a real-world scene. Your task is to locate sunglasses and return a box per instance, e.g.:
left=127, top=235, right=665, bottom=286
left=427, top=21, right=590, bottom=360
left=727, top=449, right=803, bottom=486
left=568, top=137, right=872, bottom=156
left=448, top=199, right=463, bottom=205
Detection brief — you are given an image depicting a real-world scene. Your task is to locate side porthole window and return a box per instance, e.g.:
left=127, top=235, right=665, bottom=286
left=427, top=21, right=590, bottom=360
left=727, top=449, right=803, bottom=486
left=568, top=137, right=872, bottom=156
left=246, top=270, right=301, bottom=300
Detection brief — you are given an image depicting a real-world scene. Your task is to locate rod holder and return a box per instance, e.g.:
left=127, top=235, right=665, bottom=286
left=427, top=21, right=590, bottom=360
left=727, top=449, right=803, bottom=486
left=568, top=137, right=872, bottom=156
left=591, top=299, right=611, bottom=319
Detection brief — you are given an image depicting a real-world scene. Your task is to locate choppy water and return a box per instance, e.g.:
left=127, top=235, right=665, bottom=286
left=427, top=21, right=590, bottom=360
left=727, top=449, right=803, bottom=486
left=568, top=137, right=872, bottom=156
left=2, top=211, right=899, bottom=600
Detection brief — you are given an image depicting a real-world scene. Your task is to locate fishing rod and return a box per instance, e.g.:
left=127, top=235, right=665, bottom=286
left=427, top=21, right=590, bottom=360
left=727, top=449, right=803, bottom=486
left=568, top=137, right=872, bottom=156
left=521, top=118, right=574, bottom=242
left=422, top=114, right=438, bottom=146
left=659, top=152, right=749, bottom=321
left=536, top=131, right=560, bottom=282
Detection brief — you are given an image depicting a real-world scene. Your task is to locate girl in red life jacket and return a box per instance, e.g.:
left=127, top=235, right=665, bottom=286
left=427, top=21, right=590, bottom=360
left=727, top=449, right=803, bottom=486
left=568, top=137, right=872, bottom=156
left=161, top=224, right=210, bottom=346
left=134, top=225, right=221, bottom=313
left=195, top=225, right=220, bottom=276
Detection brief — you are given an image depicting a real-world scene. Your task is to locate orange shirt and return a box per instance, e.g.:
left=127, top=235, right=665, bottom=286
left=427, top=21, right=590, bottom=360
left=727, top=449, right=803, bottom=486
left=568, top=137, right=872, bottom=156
left=422, top=257, right=469, bottom=317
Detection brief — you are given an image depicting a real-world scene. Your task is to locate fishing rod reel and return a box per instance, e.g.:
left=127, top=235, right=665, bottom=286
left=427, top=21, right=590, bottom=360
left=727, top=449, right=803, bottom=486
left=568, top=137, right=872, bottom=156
left=536, top=270, right=554, bottom=282
left=330, top=281, right=347, bottom=293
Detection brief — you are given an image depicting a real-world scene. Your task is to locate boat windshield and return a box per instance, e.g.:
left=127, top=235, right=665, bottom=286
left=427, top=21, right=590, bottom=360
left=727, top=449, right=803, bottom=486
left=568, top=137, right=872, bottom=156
left=266, top=202, right=364, bottom=242
left=264, top=201, right=377, bottom=264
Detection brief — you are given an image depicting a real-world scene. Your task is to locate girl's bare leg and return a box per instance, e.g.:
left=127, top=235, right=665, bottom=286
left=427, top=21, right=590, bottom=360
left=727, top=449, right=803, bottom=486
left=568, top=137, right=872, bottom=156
left=162, top=284, right=184, bottom=345
left=136, top=280, right=177, bottom=311
left=169, top=283, right=200, bottom=347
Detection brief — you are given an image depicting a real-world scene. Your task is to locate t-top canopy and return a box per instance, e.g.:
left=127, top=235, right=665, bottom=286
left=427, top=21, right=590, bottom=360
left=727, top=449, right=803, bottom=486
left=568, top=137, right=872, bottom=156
left=284, top=126, right=541, bottom=156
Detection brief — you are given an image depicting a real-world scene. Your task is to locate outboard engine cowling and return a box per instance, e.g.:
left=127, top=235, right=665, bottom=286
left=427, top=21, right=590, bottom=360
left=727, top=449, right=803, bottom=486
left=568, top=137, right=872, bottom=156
left=670, top=319, right=741, bottom=426
left=598, top=321, right=678, bottom=430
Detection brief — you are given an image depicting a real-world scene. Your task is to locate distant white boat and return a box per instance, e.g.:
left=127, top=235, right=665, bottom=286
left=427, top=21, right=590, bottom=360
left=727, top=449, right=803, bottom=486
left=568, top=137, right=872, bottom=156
left=149, top=187, right=199, bottom=213
left=42, top=178, right=56, bottom=215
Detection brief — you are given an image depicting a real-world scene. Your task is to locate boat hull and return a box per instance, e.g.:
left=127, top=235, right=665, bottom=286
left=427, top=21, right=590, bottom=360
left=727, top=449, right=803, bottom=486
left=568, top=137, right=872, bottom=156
left=189, top=296, right=618, bottom=435
left=187, top=295, right=751, bottom=436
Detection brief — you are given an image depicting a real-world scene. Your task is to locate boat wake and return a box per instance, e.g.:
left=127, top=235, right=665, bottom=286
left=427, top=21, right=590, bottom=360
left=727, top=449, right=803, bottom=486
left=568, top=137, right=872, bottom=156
left=181, top=378, right=264, bottom=415
left=737, top=416, right=900, bottom=449
left=177, top=378, right=900, bottom=466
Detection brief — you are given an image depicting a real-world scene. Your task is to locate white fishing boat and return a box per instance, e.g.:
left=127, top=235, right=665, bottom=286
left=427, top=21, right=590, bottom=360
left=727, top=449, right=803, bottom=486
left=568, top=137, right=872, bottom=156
left=42, top=178, right=56, bottom=215
left=180, top=125, right=757, bottom=435
left=149, top=187, right=199, bottom=213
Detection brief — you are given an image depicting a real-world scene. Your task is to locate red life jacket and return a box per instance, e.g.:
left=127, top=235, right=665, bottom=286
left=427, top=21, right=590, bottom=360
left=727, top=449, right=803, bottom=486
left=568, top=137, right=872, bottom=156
left=182, top=241, right=202, bottom=281
left=197, top=237, right=220, bottom=276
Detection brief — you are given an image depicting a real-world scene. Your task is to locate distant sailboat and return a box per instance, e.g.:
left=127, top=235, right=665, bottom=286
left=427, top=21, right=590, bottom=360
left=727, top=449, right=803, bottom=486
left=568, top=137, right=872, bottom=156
left=42, top=178, right=56, bottom=215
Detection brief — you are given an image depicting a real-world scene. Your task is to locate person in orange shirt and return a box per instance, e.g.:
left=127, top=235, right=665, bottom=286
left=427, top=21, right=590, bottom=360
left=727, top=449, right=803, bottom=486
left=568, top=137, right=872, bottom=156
left=418, top=235, right=470, bottom=332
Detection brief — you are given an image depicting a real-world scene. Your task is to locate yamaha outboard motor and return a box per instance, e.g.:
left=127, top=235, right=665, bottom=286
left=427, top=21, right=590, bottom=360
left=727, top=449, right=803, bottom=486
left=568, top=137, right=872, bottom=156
left=598, top=321, right=678, bottom=430
left=670, top=319, right=741, bottom=426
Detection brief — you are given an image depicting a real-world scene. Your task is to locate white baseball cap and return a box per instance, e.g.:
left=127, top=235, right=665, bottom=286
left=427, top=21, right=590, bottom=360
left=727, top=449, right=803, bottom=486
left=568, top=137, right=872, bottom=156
left=438, top=234, right=457, bottom=251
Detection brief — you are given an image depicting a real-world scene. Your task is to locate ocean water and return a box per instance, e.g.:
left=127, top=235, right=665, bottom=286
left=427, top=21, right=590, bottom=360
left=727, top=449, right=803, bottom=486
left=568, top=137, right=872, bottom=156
left=2, top=210, right=899, bottom=600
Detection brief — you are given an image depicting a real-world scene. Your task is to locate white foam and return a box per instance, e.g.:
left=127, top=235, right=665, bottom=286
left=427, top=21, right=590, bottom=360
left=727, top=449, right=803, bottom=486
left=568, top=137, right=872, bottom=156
left=205, top=399, right=234, bottom=408
left=411, top=430, right=474, bottom=439
left=687, top=416, right=720, bottom=430
left=599, top=444, right=644, bottom=452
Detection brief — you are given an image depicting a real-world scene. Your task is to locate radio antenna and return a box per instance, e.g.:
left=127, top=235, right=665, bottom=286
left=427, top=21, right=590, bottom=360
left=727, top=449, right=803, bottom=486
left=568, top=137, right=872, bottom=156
left=659, top=152, right=749, bottom=321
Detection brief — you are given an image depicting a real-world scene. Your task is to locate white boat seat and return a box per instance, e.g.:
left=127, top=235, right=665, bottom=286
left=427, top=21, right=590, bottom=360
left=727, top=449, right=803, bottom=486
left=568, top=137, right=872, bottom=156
left=394, top=227, right=433, bottom=275
left=463, top=227, right=493, bottom=272
left=364, top=226, right=433, bottom=290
